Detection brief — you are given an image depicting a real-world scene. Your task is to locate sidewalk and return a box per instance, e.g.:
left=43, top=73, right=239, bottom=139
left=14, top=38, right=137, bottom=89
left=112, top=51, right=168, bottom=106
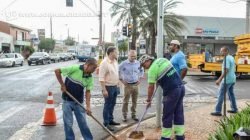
left=107, top=99, right=250, bottom=140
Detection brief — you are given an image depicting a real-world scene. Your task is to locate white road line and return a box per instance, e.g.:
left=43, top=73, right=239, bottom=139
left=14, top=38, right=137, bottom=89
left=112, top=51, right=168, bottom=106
left=0, top=105, right=26, bottom=124
left=8, top=105, right=62, bottom=140
left=185, top=85, right=197, bottom=94
left=1, top=68, right=27, bottom=75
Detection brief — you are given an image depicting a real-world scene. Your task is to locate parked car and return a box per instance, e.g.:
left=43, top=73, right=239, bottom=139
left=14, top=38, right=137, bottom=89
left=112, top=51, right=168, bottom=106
left=0, top=53, right=24, bottom=67
left=49, top=53, right=60, bottom=63
left=28, top=52, right=51, bottom=65
left=66, top=53, right=74, bottom=60
left=58, top=53, right=68, bottom=61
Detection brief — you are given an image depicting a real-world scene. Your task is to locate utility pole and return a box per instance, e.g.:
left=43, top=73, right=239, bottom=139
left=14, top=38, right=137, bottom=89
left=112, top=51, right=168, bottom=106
left=246, top=0, right=250, bottom=33
left=156, top=0, right=164, bottom=128
left=99, top=0, right=103, bottom=53
left=103, top=23, right=105, bottom=43
left=50, top=17, right=53, bottom=39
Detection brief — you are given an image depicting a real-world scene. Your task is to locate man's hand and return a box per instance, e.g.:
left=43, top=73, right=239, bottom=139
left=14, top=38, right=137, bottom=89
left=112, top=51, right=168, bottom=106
left=121, top=80, right=128, bottom=86
left=61, top=85, right=67, bottom=93
left=216, top=79, right=221, bottom=86
left=102, top=90, right=109, bottom=98
left=136, top=81, right=141, bottom=86
left=86, top=107, right=92, bottom=116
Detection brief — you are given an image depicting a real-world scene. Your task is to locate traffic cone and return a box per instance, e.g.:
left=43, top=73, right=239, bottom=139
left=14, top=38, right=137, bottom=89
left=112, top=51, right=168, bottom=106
left=41, top=91, right=57, bottom=126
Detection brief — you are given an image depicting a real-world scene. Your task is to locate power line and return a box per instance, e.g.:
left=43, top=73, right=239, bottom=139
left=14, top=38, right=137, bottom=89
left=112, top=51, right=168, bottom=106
left=220, top=0, right=245, bottom=3
left=1, top=0, right=19, bottom=12
left=78, top=0, right=98, bottom=16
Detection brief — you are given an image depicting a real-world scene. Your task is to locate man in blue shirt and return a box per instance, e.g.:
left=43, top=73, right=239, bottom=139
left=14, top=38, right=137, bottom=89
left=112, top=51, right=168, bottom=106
left=211, top=46, right=238, bottom=116
left=119, top=50, right=144, bottom=122
left=169, top=40, right=188, bottom=80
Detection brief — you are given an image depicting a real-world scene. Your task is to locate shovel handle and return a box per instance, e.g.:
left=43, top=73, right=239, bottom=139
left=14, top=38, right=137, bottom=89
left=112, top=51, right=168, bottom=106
left=64, top=91, right=118, bottom=140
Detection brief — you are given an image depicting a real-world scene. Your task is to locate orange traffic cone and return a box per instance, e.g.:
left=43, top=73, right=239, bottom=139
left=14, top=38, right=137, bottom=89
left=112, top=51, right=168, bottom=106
left=41, top=91, right=57, bottom=126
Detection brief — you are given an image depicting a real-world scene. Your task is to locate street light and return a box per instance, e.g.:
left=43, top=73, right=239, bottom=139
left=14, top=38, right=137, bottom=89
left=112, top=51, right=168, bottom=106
left=65, top=24, right=69, bottom=39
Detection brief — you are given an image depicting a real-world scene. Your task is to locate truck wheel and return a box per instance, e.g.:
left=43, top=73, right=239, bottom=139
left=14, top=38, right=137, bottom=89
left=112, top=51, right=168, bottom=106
left=215, top=72, right=221, bottom=78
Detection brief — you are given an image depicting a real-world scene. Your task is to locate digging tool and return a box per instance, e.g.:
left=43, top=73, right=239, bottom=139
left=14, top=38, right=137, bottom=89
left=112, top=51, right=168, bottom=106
left=64, top=91, right=119, bottom=140
left=128, top=84, right=159, bottom=139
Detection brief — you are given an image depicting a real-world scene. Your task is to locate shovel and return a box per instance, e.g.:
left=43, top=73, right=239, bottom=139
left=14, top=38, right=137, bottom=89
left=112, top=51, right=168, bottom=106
left=128, top=85, right=159, bottom=139
left=64, top=91, right=119, bottom=140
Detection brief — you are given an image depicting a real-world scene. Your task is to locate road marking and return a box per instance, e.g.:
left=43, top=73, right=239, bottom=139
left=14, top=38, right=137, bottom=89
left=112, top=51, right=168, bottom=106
left=0, top=105, right=26, bottom=124
left=8, top=105, right=62, bottom=140
left=1, top=68, right=27, bottom=75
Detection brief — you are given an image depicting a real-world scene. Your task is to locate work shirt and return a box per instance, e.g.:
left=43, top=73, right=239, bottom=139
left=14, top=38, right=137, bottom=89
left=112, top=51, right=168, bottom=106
left=170, top=50, right=187, bottom=75
left=61, top=65, right=93, bottom=103
left=148, top=58, right=183, bottom=95
left=119, top=60, right=144, bottom=83
left=99, top=57, right=119, bottom=86
left=222, top=55, right=236, bottom=84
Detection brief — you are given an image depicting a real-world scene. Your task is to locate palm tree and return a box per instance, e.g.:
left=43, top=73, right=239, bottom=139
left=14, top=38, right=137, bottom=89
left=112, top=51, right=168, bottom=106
left=110, top=0, right=143, bottom=50
left=139, top=0, right=186, bottom=56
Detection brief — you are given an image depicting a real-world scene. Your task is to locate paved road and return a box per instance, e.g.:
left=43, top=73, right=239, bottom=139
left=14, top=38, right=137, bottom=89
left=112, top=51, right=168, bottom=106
left=0, top=60, right=249, bottom=140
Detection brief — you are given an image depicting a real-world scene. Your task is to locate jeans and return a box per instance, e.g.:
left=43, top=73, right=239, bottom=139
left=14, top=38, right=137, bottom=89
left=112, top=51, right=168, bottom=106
left=215, top=83, right=238, bottom=113
left=103, top=86, right=118, bottom=126
left=62, top=100, right=93, bottom=140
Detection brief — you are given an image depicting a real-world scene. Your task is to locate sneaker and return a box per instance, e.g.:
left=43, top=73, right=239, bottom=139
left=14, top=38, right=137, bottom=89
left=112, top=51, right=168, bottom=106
left=105, top=125, right=114, bottom=131
left=109, top=121, right=120, bottom=125
left=132, top=116, right=139, bottom=121
left=210, top=112, right=222, bottom=116
left=227, top=110, right=238, bottom=113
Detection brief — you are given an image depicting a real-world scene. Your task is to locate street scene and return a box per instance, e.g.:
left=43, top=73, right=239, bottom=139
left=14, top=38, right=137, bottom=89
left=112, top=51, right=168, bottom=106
left=1, top=0, right=250, bottom=140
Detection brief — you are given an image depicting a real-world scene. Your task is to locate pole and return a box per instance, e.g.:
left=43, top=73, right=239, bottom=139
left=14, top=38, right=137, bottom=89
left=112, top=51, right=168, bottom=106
left=99, top=0, right=103, bottom=53
left=50, top=17, right=52, bottom=39
left=223, top=55, right=227, bottom=117
left=156, top=0, right=164, bottom=128
left=103, top=23, right=105, bottom=42
left=246, top=0, right=250, bottom=33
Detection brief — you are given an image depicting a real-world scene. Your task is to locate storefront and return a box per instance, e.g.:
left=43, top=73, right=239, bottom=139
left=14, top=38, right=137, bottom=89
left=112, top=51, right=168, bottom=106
left=0, top=32, right=14, bottom=53
left=169, top=16, right=245, bottom=55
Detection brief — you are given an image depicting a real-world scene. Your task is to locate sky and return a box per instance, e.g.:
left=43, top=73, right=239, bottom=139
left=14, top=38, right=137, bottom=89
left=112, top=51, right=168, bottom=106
left=0, top=0, right=246, bottom=45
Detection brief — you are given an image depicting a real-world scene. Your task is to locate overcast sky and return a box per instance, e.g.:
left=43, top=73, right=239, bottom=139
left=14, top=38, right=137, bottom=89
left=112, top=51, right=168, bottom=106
left=0, top=0, right=246, bottom=44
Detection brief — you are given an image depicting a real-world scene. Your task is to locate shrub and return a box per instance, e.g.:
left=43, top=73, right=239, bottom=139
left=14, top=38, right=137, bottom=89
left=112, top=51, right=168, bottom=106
left=208, top=104, right=250, bottom=140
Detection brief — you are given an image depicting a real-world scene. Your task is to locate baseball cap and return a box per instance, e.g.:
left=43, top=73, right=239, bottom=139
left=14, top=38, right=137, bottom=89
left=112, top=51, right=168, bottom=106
left=139, top=54, right=154, bottom=66
left=170, top=40, right=181, bottom=45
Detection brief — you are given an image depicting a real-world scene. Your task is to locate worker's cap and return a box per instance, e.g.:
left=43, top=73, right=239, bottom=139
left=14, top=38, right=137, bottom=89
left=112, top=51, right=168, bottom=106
left=170, top=40, right=181, bottom=45
left=139, top=54, right=154, bottom=66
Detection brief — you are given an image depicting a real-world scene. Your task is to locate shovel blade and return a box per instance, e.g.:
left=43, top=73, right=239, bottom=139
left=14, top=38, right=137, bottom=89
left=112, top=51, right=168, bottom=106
left=128, top=131, right=144, bottom=139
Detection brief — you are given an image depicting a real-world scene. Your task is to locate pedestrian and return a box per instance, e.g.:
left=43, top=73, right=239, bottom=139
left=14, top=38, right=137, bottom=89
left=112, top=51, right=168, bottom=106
left=211, top=46, right=238, bottom=116
left=139, top=55, right=185, bottom=140
left=54, top=58, right=97, bottom=140
left=99, top=46, right=120, bottom=131
left=119, top=50, right=144, bottom=122
left=169, top=40, right=188, bottom=80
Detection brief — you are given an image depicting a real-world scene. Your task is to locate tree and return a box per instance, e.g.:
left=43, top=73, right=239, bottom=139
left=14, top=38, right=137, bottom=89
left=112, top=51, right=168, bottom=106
left=38, top=38, right=55, bottom=52
left=22, top=46, right=35, bottom=59
left=64, top=37, right=76, bottom=46
left=139, top=0, right=186, bottom=56
left=118, top=40, right=128, bottom=56
left=110, top=0, right=144, bottom=50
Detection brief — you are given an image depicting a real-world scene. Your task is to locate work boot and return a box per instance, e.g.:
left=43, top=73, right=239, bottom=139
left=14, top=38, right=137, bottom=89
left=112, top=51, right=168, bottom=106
left=109, top=121, right=120, bottom=125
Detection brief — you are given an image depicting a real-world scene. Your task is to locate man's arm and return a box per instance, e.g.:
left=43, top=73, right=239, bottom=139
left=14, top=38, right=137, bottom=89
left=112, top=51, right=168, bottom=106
left=54, top=69, right=66, bottom=92
left=180, top=68, right=188, bottom=80
left=146, top=83, right=155, bottom=107
left=216, top=68, right=228, bottom=85
left=99, top=62, right=109, bottom=98
left=85, top=90, right=92, bottom=115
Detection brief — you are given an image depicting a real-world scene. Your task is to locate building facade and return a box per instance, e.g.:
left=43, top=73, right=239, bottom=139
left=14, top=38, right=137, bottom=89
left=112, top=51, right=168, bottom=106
left=166, top=16, right=245, bottom=55
left=0, top=32, right=14, bottom=53
left=0, top=21, right=32, bottom=53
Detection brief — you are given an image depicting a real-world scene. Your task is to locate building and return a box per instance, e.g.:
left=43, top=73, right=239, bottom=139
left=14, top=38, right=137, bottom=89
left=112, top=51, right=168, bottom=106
left=0, top=21, right=32, bottom=53
left=166, top=16, right=245, bottom=55
left=0, top=32, right=14, bottom=53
